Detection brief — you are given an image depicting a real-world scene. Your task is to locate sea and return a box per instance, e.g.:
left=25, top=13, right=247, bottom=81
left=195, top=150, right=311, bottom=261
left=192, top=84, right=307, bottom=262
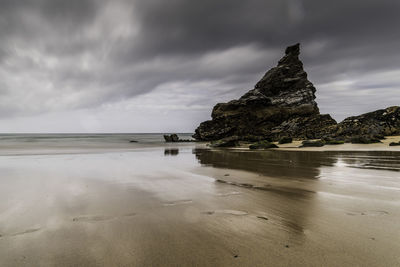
left=0, top=133, right=195, bottom=155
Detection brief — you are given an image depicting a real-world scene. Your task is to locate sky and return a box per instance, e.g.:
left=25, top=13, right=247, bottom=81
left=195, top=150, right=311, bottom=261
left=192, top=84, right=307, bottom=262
left=0, top=0, right=399, bottom=133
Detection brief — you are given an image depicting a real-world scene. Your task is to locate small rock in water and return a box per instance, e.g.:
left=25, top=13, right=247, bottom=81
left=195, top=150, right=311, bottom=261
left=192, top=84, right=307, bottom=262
left=163, top=134, right=180, bottom=142
left=163, top=134, right=193, bottom=142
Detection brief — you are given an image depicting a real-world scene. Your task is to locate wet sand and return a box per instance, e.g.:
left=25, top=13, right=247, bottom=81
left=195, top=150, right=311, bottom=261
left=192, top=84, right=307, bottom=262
left=0, top=146, right=399, bottom=266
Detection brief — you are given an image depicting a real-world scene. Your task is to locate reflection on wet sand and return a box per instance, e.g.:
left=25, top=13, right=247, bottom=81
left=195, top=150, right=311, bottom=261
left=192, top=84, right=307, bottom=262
left=193, top=148, right=329, bottom=242
left=0, top=147, right=399, bottom=266
left=193, top=148, right=400, bottom=265
left=194, top=148, right=400, bottom=176
left=194, top=148, right=336, bottom=179
left=164, top=148, right=179, bottom=156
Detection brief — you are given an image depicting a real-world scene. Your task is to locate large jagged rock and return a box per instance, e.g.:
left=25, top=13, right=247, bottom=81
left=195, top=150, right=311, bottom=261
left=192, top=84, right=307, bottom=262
left=333, top=106, right=400, bottom=138
left=193, top=43, right=337, bottom=141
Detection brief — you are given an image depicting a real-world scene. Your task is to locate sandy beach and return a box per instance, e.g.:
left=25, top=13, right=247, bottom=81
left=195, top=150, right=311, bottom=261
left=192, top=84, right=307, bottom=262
left=0, top=136, right=399, bottom=266
left=2, top=0, right=400, bottom=266
left=275, top=136, right=400, bottom=152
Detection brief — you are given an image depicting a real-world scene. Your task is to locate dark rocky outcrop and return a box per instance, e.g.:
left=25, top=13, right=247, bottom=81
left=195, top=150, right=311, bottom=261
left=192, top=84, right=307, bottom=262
left=193, top=43, right=400, bottom=144
left=300, top=140, right=325, bottom=147
left=349, top=136, right=381, bottom=144
left=164, top=134, right=180, bottom=142
left=163, top=134, right=193, bottom=142
left=278, top=136, right=293, bottom=144
left=249, top=141, right=278, bottom=149
left=193, top=43, right=337, bottom=141
left=324, top=140, right=345, bottom=145
left=209, top=136, right=240, bottom=147
left=389, top=141, right=400, bottom=146
left=332, top=106, right=400, bottom=139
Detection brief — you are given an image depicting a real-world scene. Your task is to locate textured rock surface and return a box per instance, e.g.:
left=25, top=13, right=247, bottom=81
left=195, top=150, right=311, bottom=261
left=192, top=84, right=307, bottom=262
left=164, top=134, right=179, bottom=142
left=193, top=44, right=400, bottom=142
left=249, top=141, right=278, bottom=149
left=209, top=136, right=240, bottom=147
left=300, top=140, right=325, bottom=147
left=333, top=106, right=400, bottom=138
left=193, top=43, right=337, bottom=141
left=163, top=134, right=193, bottom=142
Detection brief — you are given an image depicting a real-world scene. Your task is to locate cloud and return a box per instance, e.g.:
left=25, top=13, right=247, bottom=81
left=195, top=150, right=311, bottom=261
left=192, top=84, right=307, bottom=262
left=0, top=0, right=399, bottom=131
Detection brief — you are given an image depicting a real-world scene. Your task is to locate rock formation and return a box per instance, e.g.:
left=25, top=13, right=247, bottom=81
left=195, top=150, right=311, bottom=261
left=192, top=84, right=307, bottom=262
left=193, top=44, right=400, bottom=144
left=164, top=134, right=180, bottom=142
left=332, top=106, right=400, bottom=138
left=193, top=43, right=337, bottom=141
left=163, top=134, right=193, bottom=142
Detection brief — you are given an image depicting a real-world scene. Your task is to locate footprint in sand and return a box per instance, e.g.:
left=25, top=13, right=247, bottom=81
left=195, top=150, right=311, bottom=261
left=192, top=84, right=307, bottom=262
left=361, top=211, right=389, bottom=216
left=73, top=212, right=137, bottom=222
left=122, top=213, right=137, bottom=217
left=72, top=215, right=115, bottom=222
left=346, top=210, right=389, bottom=216
left=202, top=210, right=248, bottom=216
left=162, top=199, right=193, bottom=206
left=216, top=192, right=241, bottom=197
left=7, top=228, right=41, bottom=237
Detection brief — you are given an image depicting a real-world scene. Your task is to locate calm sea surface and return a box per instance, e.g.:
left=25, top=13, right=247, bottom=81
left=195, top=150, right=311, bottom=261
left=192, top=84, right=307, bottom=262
left=0, top=133, right=195, bottom=155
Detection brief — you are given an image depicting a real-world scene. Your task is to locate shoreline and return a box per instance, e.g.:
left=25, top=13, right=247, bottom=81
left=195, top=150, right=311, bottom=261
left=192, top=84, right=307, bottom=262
left=275, top=135, right=400, bottom=151
left=205, top=136, right=400, bottom=152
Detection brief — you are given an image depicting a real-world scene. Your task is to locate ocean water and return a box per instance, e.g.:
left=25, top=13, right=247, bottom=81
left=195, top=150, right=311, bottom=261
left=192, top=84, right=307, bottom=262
left=0, top=133, right=195, bottom=155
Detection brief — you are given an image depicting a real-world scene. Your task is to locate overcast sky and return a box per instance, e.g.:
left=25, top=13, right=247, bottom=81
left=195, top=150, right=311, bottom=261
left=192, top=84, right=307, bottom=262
left=0, top=0, right=399, bottom=132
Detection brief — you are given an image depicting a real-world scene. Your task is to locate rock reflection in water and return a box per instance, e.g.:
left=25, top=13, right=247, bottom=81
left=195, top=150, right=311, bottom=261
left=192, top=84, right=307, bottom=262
left=164, top=148, right=179, bottom=156
left=192, top=148, right=400, bottom=244
left=193, top=149, right=337, bottom=179
left=193, top=148, right=334, bottom=241
left=335, top=151, right=400, bottom=171
left=193, top=149, right=400, bottom=178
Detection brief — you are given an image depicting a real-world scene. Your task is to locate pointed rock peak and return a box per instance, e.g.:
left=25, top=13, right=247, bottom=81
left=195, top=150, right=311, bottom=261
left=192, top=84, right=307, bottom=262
left=285, top=43, right=300, bottom=56
left=255, top=42, right=307, bottom=92
left=192, top=42, right=339, bottom=141
left=278, top=43, right=302, bottom=66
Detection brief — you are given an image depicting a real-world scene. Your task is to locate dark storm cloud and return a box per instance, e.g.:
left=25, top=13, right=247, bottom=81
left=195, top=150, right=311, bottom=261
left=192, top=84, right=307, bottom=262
left=129, top=0, right=400, bottom=55
left=0, top=0, right=399, bottom=126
